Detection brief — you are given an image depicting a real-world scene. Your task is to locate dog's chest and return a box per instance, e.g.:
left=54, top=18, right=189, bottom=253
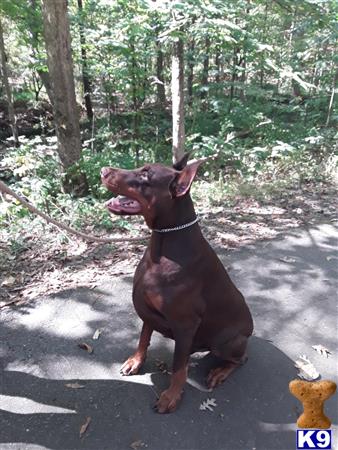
left=133, top=256, right=184, bottom=312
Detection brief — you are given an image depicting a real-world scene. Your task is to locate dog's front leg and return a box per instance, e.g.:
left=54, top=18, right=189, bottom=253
left=120, top=322, right=153, bottom=375
left=155, top=324, right=199, bottom=414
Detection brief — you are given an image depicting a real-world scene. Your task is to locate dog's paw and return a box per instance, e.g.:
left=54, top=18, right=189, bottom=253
left=120, top=355, right=144, bottom=376
left=207, top=363, right=238, bottom=389
left=153, top=389, right=182, bottom=414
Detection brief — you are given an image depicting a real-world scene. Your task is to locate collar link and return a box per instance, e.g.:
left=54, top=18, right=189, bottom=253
left=152, top=216, right=199, bottom=233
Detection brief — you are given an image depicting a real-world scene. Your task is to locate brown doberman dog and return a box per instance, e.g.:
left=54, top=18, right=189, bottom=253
left=101, top=154, right=253, bottom=413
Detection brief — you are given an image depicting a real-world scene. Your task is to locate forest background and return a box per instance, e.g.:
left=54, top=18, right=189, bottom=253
left=0, top=0, right=337, bottom=301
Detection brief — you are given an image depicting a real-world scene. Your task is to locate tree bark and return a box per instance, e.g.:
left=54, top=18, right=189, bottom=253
left=130, top=39, right=140, bottom=166
left=201, top=35, right=210, bottom=100
left=77, top=0, right=93, bottom=121
left=187, top=38, right=195, bottom=107
left=215, top=46, right=221, bottom=84
left=172, top=38, right=185, bottom=163
left=228, top=46, right=239, bottom=113
left=0, top=19, right=19, bottom=147
left=37, top=69, right=53, bottom=103
left=239, top=52, right=247, bottom=100
left=326, top=66, right=337, bottom=127
left=156, top=42, right=166, bottom=106
left=259, top=0, right=268, bottom=88
left=28, top=0, right=54, bottom=105
left=41, top=0, right=87, bottom=195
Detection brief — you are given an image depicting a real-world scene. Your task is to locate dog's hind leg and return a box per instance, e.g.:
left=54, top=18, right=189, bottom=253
left=207, top=333, right=249, bottom=389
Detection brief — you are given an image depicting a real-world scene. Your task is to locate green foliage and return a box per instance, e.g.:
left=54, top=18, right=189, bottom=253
left=0, top=0, right=337, bottom=237
left=1, top=136, right=61, bottom=201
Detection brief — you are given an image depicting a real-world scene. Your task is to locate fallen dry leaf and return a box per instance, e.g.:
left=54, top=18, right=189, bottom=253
left=155, top=359, right=169, bottom=373
left=199, top=398, right=217, bottom=411
left=326, top=256, right=338, bottom=261
left=1, top=276, right=16, bottom=287
left=312, top=345, right=331, bottom=358
left=65, top=382, right=85, bottom=389
left=79, top=416, right=91, bottom=438
left=92, top=329, right=102, bottom=340
left=294, top=355, right=319, bottom=381
left=130, top=440, right=145, bottom=450
left=78, top=342, right=93, bottom=354
left=278, top=256, right=296, bottom=264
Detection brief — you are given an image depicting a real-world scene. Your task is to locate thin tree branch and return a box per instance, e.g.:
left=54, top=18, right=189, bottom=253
left=0, top=180, right=149, bottom=244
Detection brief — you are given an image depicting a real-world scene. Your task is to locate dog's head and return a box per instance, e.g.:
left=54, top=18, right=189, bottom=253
left=101, top=153, right=203, bottom=227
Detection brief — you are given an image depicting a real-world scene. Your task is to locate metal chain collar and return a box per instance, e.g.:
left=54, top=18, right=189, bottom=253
left=152, top=216, right=199, bottom=233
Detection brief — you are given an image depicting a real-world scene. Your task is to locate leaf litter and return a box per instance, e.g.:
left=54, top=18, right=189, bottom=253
left=78, top=342, right=93, bottom=354
left=294, top=355, right=320, bottom=381
left=312, top=345, right=331, bottom=358
left=1, top=182, right=336, bottom=308
left=130, top=440, right=146, bottom=449
left=278, top=256, right=297, bottom=263
left=79, top=416, right=91, bottom=438
left=92, top=328, right=102, bottom=340
left=199, top=398, right=217, bottom=411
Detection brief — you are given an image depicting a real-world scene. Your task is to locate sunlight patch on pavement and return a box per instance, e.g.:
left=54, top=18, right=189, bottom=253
left=14, top=299, right=107, bottom=338
left=259, top=421, right=296, bottom=432
left=0, top=395, right=76, bottom=415
left=4, top=360, right=155, bottom=385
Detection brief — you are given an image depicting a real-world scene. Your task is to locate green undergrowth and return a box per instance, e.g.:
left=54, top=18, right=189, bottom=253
left=1, top=96, right=337, bottom=247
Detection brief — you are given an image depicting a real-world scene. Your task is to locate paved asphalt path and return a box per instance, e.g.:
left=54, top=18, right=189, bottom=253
left=1, top=223, right=337, bottom=450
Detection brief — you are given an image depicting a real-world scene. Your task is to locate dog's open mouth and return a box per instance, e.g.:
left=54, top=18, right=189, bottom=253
left=105, top=195, right=142, bottom=215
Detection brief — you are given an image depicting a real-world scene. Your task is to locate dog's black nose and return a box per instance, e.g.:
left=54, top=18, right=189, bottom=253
left=101, top=167, right=111, bottom=178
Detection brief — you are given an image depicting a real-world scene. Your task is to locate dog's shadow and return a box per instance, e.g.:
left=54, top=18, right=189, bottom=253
left=146, top=335, right=337, bottom=450
left=1, top=336, right=337, bottom=450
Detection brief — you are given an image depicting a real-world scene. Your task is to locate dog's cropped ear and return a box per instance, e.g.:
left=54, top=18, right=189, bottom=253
left=170, top=159, right=204, bottom=198
left=172, top=152, right=190, bottom=171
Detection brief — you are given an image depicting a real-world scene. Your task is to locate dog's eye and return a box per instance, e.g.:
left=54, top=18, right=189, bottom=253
left=139, top=171, right=149, bottom=182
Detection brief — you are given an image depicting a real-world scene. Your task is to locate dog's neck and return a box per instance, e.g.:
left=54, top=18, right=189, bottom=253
left=148, top=195, right=203, bottom=263
left=151, top=194, right=197, bottom=230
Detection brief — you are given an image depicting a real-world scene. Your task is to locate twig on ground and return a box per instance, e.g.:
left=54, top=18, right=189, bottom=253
left=0, top=180, right=149, bottom=244
left=0, top=298, right=24, bottom=309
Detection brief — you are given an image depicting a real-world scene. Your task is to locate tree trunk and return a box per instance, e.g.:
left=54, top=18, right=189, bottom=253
left=37, top=69, right=53, bottom=103
left=288, top=7, right=305, bottom=99
left=326, top=67, right=337, bottom=127
left=155, top=41, right=166, bottom=106
left=129, top=40, right=140, bottom=166
left=187, top=38, right=195, bottom=107
left=28, top=0, right=54, bottom=105
left=259, top=0, right=268, bottom=88
left=239, top=52, right=247, bottom=100
left=172, top=38, right=185, bottom=163
left=41, top=0, right=87, bottom=195
left=201, top=35, right=210, bottom=101
left=238, top=1, right=250, bottom=100
left=77, top=0, right=93, bottom=121
left=31, top=71, right=43, bottom=102
left=228, top=47, right=239, bottom=113
left=215, top=46, right=221, bottom=84
left=0, top=19, right=19, bottom=147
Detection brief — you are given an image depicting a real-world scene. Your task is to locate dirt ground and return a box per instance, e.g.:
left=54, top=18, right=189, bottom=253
left=0, top=180, right=336, bottom=309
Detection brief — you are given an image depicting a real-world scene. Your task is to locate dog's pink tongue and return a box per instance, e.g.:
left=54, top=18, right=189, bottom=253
left=103, top=198, right=119, bottom=214
left=105, top=196, right=141, bottom=214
